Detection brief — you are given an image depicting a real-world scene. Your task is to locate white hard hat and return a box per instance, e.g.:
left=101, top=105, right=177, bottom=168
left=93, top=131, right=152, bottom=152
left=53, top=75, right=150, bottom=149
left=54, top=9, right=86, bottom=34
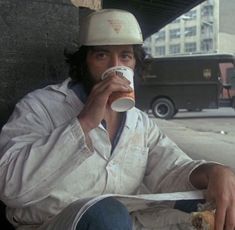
left=79, top=9, right=143, bottom=46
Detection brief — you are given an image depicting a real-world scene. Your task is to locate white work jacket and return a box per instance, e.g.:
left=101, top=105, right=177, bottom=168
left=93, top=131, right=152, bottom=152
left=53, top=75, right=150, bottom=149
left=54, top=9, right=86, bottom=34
left=0, top=78, right=206, bottom=229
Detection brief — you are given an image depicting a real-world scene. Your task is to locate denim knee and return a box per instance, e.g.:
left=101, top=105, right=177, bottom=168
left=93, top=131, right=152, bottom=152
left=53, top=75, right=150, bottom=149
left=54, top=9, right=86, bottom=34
left=76, top=197, right=132, bottom=230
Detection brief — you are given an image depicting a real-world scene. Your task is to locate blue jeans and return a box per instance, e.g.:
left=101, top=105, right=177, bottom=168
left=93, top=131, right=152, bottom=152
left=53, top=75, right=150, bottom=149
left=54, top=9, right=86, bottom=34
left=76, top=197, right=132, bottom=230
left=76, top=197, right=205, bottom=230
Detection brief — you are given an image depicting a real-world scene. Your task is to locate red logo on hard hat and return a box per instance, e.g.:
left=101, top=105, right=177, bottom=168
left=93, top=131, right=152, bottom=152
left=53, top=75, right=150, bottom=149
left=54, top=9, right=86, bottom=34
left=108, top=19, right=123, bottom=33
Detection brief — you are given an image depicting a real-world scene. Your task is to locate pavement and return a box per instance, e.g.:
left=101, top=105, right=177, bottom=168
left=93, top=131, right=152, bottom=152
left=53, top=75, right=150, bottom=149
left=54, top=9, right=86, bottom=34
left=149, top=108, right=235, bottom=168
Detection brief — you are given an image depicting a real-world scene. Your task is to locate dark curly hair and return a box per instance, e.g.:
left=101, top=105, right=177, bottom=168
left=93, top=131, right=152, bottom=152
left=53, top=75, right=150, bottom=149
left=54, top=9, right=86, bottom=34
left=65, top=45, right=147, bottom=94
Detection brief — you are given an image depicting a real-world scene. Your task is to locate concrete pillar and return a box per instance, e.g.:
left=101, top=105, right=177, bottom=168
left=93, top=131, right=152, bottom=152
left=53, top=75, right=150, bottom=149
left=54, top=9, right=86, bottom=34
left=0, top=0, right=80, bottom=127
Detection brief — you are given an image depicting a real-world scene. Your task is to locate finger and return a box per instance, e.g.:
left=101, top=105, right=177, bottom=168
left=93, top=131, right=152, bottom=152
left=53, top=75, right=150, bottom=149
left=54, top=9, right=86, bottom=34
left=85, top=83, right=132, bottom=113
left=214, top=205, right=226, bottom=230
left=224, top=205, right=235, bottom=230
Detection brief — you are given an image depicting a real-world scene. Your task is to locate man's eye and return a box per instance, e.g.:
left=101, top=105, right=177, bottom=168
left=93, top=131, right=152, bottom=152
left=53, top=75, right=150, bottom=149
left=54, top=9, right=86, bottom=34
left=121, top=54, right=133, bottom=60
left=96, top=52, right=107, bottom=59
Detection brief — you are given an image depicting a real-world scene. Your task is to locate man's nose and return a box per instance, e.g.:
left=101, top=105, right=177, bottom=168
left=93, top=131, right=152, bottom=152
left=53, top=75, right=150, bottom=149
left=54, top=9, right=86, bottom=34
left=109, top=54, right=120, bottom=67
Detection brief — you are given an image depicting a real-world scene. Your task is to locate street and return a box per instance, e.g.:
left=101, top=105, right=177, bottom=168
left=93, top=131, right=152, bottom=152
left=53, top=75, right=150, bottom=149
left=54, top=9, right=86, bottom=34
left=150, top=108, right=235, bottom=168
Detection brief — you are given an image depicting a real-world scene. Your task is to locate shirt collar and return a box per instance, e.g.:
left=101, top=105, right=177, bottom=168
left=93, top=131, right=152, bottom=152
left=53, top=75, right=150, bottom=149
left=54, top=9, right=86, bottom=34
left=68, top=80, right=87, bottom=103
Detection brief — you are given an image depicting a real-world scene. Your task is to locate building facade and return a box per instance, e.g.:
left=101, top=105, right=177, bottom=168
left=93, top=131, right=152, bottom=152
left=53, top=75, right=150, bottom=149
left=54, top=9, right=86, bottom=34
left=143, top=0, right=235, bottom=57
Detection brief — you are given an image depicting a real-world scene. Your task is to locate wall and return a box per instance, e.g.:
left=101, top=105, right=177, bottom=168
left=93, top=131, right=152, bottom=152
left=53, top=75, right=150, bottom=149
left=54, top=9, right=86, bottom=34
left=0, top=0, right=80, bottom=127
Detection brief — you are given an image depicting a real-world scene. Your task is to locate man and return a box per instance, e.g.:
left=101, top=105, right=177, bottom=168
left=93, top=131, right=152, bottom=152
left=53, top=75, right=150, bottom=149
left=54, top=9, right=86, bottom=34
left=0, top=9, right=235, bottom=230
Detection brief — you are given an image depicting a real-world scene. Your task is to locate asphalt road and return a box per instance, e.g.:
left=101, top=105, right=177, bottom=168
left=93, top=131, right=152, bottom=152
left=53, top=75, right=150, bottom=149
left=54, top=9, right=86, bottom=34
left=150, top=108, right=235, bottom=168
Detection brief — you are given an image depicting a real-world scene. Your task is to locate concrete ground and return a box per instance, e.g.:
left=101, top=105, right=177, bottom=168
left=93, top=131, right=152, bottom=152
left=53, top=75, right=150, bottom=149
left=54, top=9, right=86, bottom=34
left=150, top=108, right=235, bottom=168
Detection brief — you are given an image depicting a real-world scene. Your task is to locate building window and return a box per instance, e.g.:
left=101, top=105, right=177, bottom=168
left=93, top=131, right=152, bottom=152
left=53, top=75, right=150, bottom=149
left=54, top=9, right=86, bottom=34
left=184, top=10, right=197, bottom=19
left=185, top=42, right=197, bottom=53
left=201, top=39, right=213, bottom=51
left=155, top=30, right=165, bottom=42
left=169, top=29, right=181, bottom=39
left=155, top=46, right=165, bottom=56
left=169, top=44, right=180, bottom=54
left=201, top=23, right=213, bottom=36
left=201, top=5, right=213, bottom=17
left=185, top=26, right=197, bottom=37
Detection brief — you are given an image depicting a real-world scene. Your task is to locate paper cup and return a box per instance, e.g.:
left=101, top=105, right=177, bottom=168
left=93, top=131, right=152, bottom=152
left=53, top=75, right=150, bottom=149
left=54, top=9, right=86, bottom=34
left=101, top=66, right=135, bottom=112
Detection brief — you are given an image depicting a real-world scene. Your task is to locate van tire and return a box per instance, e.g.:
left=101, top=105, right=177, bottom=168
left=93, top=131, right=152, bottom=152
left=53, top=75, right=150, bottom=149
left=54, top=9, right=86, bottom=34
left=152, top=98, right=175, bottom=119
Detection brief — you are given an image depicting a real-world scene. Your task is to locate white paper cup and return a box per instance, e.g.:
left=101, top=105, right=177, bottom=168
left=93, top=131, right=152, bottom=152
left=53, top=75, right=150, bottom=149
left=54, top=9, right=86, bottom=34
left=101, top=66, right=135, bottom=112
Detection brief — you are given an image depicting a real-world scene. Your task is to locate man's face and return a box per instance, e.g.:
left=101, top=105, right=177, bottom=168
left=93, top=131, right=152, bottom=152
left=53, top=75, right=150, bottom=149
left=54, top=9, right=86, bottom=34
left=86, top=45, right=136, bottom=84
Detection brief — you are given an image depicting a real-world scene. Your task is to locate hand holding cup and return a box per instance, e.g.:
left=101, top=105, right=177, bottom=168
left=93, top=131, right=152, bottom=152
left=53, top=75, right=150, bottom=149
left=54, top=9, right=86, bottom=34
left=101, top=66, right=135, bottom=112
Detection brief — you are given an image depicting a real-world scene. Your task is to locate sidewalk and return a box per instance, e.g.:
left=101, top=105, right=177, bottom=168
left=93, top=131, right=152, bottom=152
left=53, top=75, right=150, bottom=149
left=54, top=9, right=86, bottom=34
left=153, top=118, right=235, bottom=168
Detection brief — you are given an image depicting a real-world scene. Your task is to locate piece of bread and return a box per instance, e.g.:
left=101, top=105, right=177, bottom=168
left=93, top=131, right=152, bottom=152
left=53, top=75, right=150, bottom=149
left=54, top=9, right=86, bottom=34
left=191, top=210, right=215, bottom=230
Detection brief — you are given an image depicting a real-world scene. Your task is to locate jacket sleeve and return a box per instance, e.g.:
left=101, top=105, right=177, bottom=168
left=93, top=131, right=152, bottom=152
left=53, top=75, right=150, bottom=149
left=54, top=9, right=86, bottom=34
left=0, top=95, right=92, bottom=207
left=143, top=117, right=207, bottom=193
